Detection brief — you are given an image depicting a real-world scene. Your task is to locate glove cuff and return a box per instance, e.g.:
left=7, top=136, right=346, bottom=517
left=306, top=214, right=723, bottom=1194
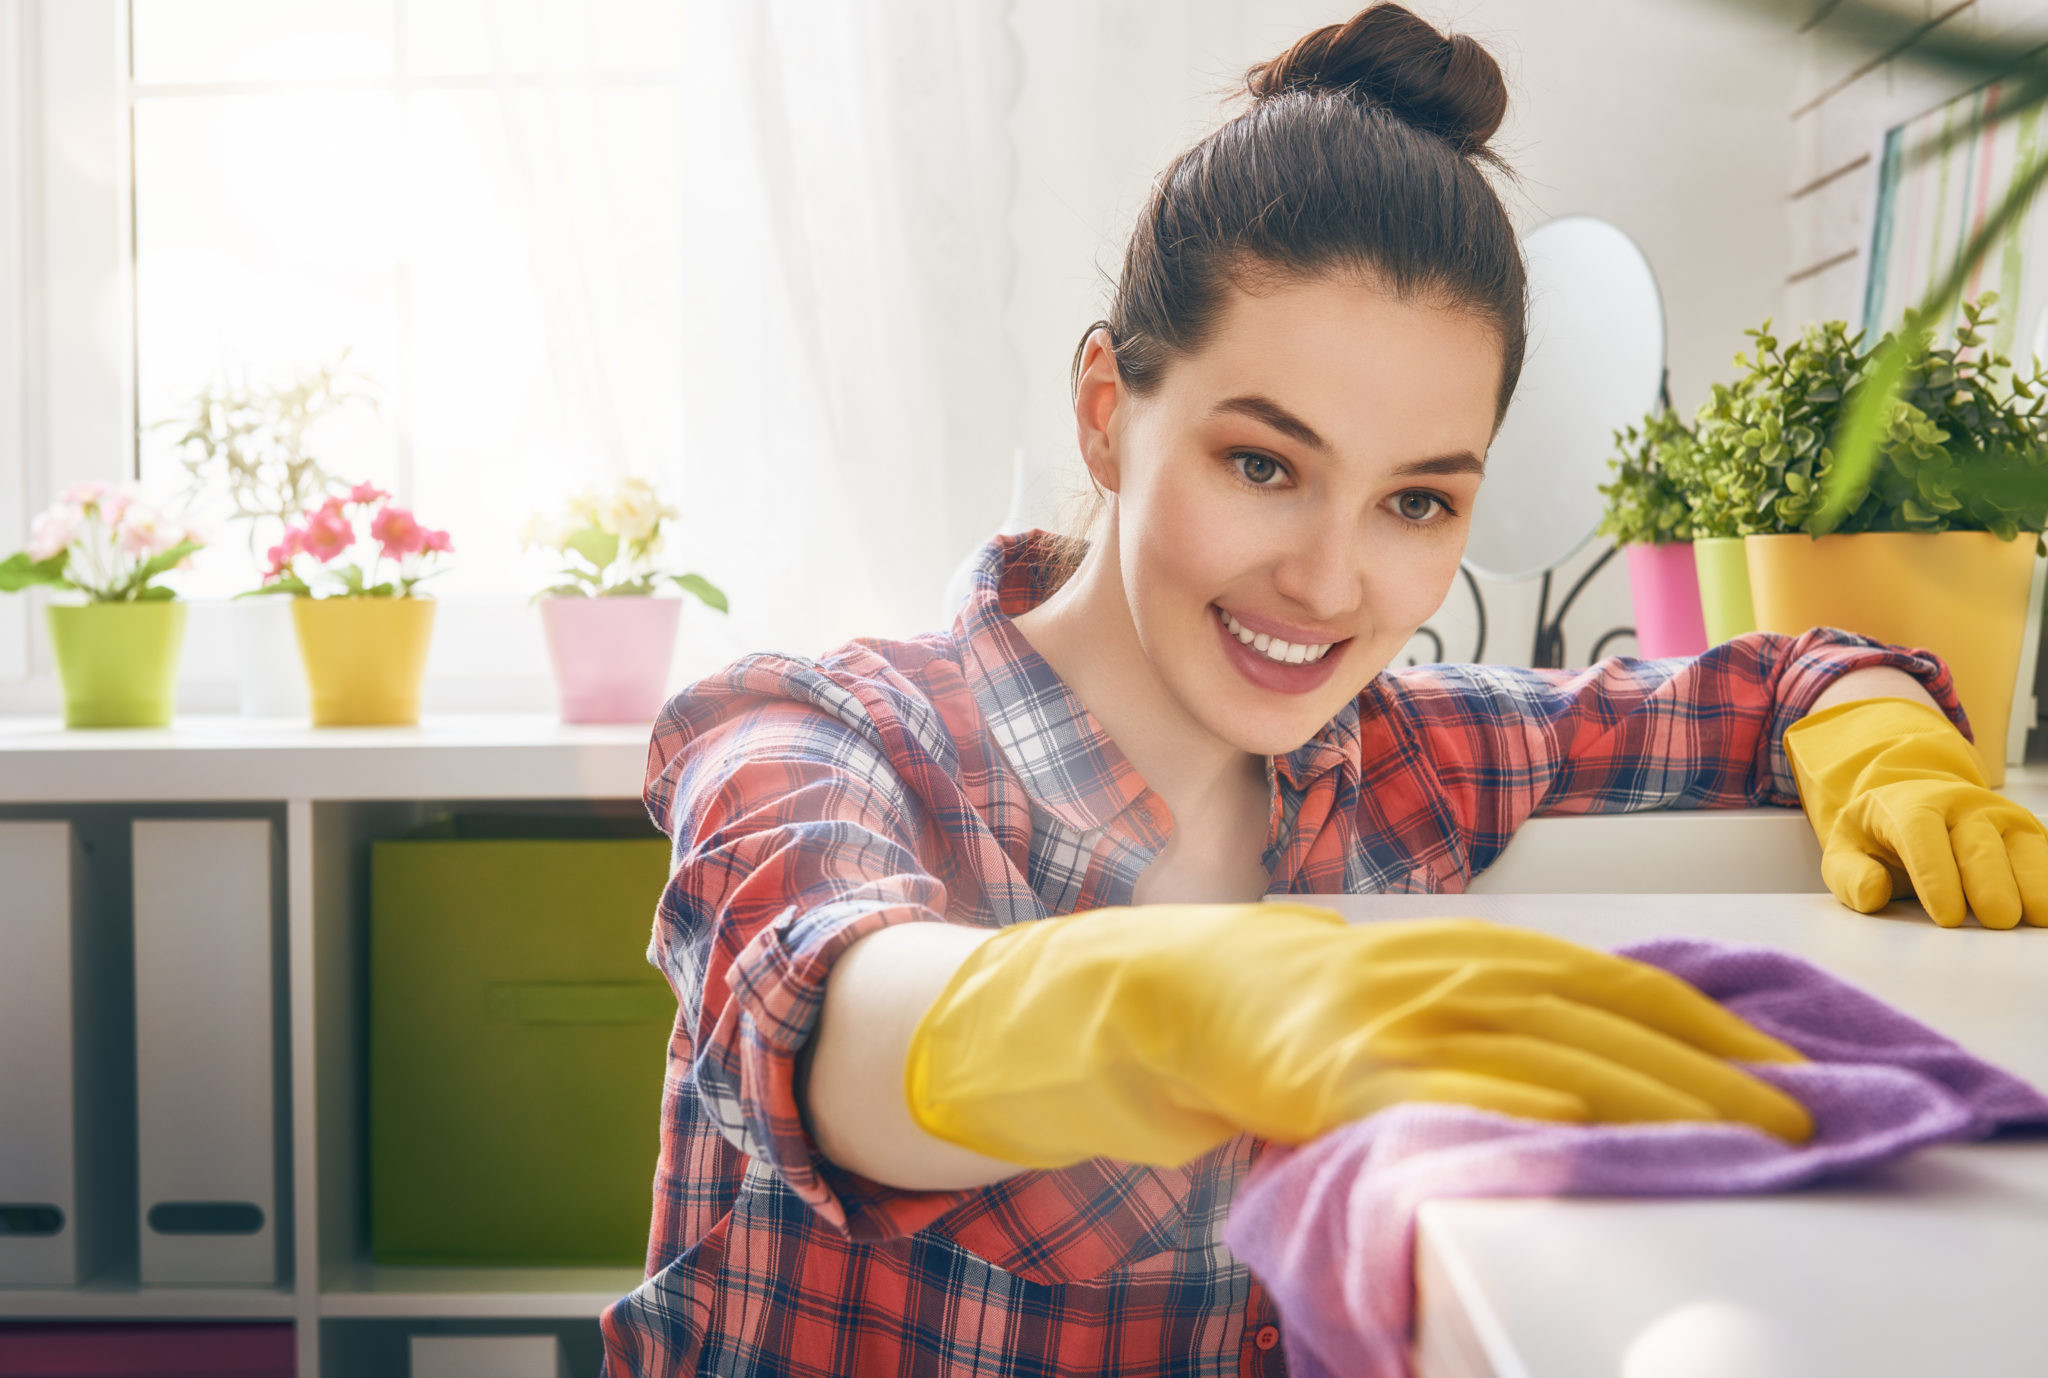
left=1784, top=696, right=1982, bottom=840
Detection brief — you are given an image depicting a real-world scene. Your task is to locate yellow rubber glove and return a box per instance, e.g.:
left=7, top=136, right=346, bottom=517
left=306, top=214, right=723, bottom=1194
left=1786, top=696, right=2048, bottom=930
left=904, top=903, right=1812, bottom=1170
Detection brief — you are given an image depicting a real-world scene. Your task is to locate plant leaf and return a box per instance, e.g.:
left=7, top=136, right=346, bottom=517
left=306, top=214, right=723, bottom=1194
left=236, top=575, right=312, bottom=598
left=566, top=527, right=620, bottom=572
left=0, top=551, right=71, bottom=592
left=673, top=572, right=729, bottom=612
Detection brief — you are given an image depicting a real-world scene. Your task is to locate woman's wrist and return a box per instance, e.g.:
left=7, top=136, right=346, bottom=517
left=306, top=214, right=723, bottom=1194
left=804, top=920, right=1022, bottom=1192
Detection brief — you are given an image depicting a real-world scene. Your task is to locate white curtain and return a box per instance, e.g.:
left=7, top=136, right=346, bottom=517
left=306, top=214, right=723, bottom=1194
left=668, top=0, right=1023, bottom=665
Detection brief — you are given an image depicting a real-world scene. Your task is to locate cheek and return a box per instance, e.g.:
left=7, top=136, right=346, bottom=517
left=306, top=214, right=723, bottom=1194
left=1361, top=529, right=1469, bottom=646
left=1122, top=458, right=1259, bottom=603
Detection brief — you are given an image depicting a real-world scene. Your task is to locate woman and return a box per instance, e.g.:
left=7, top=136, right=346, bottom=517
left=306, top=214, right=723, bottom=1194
left=601, top=7, right=2047, bottom=1374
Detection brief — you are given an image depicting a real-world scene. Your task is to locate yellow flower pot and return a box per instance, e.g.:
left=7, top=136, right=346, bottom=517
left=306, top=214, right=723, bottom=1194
left=1745, top=531, right=2038, bottom=787
left=292, top=597, right=437, bottom=727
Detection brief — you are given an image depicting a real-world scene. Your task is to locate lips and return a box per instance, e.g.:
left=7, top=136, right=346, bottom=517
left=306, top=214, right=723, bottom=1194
left=1211, top=604, right=1347, bottom=696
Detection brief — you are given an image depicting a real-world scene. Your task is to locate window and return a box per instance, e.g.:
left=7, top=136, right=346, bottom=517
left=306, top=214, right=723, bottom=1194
left=128, top=0, right=686, bottom=596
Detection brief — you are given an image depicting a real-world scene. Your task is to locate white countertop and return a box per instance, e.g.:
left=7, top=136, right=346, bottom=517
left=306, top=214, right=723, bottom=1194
left=1312, top=892, right=2048, bottom=1378
left=7, top=716, right=2045, bottom=892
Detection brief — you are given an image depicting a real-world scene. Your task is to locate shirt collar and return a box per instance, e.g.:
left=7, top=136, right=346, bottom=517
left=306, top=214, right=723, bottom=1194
left=953, top=532, right=1167, bottom=836
left=952, top=531, right=1353, bottom=831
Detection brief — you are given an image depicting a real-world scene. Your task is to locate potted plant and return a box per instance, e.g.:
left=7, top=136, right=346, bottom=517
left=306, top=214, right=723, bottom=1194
left=1695, top=296, right=2048, bottom=785
left=248, top=483, right=453, bottom=726
left=1678, top=320, right=1861, bottom=643
left=1597, top=410, right=1706, bottom=658
left=0, top=483, right=204, bottom=727
left=154, top=355, right=374, bottom=716
left=524, top=478, right=728, bottom=723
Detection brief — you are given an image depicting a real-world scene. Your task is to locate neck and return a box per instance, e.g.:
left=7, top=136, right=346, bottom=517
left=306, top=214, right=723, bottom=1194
left=1011, top=527, right=1266, bottom=834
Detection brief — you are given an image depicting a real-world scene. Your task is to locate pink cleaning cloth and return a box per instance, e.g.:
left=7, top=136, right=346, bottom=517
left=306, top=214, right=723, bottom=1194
left=1221, top=937, right=2048, bottom=1378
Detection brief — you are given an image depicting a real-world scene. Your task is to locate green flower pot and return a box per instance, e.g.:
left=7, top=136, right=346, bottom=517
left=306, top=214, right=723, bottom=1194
left=1692, top=536, right=1757, bottom=644
left=47, top=601, right=188, bottom=728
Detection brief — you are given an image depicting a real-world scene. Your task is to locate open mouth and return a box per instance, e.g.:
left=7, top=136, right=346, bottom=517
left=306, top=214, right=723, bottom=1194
left=1211, top=604, right=1349, bottom=695
left=1218, top=607, right=1338, bottom=664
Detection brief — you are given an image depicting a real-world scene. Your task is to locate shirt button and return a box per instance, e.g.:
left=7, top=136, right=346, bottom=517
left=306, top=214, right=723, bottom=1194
left=1254, top=1325, right=1280, bottom=1351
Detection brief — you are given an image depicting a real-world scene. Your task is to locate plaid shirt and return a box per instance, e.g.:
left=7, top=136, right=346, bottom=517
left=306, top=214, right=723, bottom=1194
left=600, top=531, right=1962, bottom=1377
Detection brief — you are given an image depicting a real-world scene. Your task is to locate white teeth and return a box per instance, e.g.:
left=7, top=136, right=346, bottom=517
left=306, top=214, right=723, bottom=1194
left=1220, top=609, right=1335, bottom=666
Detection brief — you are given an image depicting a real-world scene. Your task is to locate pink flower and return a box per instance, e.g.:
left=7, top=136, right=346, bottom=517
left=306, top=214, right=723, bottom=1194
left=265, top=527, right=305, bottom=579
left=27, top=506, right=77, bottom=562
left=369, top=504, right=426, bottom=559
left=115, top=503, right=181, bottom=558
left=300, top=507, right=355, bottom=563
left=423, top=528, right=453, bottom=554
left=59, top=481, right=108, bottom=509
left=99, top=486, right=136, bottom=525
left=349, top=481, right=392, bottom=505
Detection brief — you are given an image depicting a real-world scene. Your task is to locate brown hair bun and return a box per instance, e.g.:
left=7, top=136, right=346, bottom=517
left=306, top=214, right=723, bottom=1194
left=1246, top=3, right=1508, bottom=160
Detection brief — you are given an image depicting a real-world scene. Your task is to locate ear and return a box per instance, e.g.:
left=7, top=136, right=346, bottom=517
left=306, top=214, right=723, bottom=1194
left=1072, top=328, right=1124, bottom=496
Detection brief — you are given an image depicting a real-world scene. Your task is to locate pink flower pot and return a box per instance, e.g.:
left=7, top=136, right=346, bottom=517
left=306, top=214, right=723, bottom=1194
left=538, top=596, right=682, bottom=724
left=1624, top=542, right=1709, bottom=659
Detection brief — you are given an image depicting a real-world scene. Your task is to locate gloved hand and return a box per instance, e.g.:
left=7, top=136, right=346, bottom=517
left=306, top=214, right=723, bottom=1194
left=1786, top=697, right=2048, bottom=929
left=904, top=903, right=1812, bottom=1170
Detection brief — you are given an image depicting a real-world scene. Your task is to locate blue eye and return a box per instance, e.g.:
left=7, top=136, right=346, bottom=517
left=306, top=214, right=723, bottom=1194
left=1234, top=453, right=1284, bottom=486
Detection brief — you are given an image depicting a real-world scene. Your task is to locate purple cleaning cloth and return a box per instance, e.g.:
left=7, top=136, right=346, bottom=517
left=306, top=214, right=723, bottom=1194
left=1221, top=937, right=2048, bottom=1378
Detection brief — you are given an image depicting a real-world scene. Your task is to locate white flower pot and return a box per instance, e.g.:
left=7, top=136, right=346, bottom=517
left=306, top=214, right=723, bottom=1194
left=234, top=595, right=309, bottom=718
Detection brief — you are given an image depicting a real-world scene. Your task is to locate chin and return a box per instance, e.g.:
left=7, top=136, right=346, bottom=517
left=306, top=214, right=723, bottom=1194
left=1208, top=685, right=1370, bottom=758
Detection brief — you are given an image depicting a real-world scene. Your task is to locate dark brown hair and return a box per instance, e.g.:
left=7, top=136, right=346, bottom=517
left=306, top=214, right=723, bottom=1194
left=1055, top=4, right=1526, bottom=574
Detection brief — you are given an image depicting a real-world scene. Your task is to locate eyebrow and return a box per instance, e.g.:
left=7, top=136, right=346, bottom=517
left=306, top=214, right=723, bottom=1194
left=1392, top=452, right=1487, bottom=478
left=1212, top=394, right=1328, bottom=451
left=1209, top=393, right=1487, bottom=477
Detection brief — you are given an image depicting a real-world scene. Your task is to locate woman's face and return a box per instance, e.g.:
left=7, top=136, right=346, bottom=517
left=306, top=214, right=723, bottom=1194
left=1083, top=274, right=1503, bottom=757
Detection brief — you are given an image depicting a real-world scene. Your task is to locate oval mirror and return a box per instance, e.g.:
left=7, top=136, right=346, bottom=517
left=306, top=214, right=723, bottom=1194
left=1463, top=216, right=1667, bottom=583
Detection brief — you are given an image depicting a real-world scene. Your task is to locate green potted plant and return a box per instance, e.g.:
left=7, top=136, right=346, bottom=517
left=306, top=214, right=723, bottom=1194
left=1597, top=410, right=1706, bottom=657
left=1692, top=296, right=2048, bottom=785
left=246, top=483, right=453, bottom=726
left=0, top=483, right=204, bottom=727
left=154, top=355, right=374, bottom=716
left=1679, top=319, right=1864, bottom=643
left=523, top=478, right=728, bottom=723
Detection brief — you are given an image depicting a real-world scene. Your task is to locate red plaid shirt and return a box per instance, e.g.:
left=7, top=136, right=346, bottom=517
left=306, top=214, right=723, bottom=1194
left=600, top=531, right=1961, bottom=1377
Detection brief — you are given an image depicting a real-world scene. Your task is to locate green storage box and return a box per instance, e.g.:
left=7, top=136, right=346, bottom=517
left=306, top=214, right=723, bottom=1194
left=370, top=815, right=673, bottom=1265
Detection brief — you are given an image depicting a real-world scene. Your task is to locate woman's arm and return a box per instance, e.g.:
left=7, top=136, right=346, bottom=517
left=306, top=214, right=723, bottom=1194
left=1805, top=664, right=1941, bottom=717
left=803, top=922, right=1026, bottom=1191
left=1787, top=665, right=2048, bottom=928
left=645, top=680, right=1030, bottom=1236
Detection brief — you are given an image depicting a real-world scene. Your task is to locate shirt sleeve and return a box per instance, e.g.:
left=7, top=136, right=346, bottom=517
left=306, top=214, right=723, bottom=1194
left=642, top=691, right=979, bottom=1242
left=1380, top=628, right=1967, bottom=875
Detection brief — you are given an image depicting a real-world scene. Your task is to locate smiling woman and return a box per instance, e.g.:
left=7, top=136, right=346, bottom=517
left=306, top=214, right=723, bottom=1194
left=598, top=6, right=2016, bottom=1378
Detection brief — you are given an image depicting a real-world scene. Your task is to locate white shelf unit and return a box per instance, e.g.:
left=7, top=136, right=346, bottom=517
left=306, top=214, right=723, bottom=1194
left=0, top=719, right=653, bottom=1378
left=6, top=717, right=2048, bottom=1377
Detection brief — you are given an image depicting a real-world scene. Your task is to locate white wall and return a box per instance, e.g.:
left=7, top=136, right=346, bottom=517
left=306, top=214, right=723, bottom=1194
left=1004, top=0, right=1799, bottom=665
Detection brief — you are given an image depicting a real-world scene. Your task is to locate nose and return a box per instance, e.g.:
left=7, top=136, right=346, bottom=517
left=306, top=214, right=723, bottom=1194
left=1269, top=507, right=1365, bottom=625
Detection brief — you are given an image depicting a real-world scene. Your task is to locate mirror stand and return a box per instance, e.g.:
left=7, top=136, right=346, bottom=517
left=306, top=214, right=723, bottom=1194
left=1407, top=554, right=1636, bottom=670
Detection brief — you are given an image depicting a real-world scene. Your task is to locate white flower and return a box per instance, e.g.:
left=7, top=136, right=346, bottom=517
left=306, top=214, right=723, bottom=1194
left=27, top=505, right=78, bottom=562
left=520, top=509, right=576, bottom=551
left=596, top=478, right=667, bottom=543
